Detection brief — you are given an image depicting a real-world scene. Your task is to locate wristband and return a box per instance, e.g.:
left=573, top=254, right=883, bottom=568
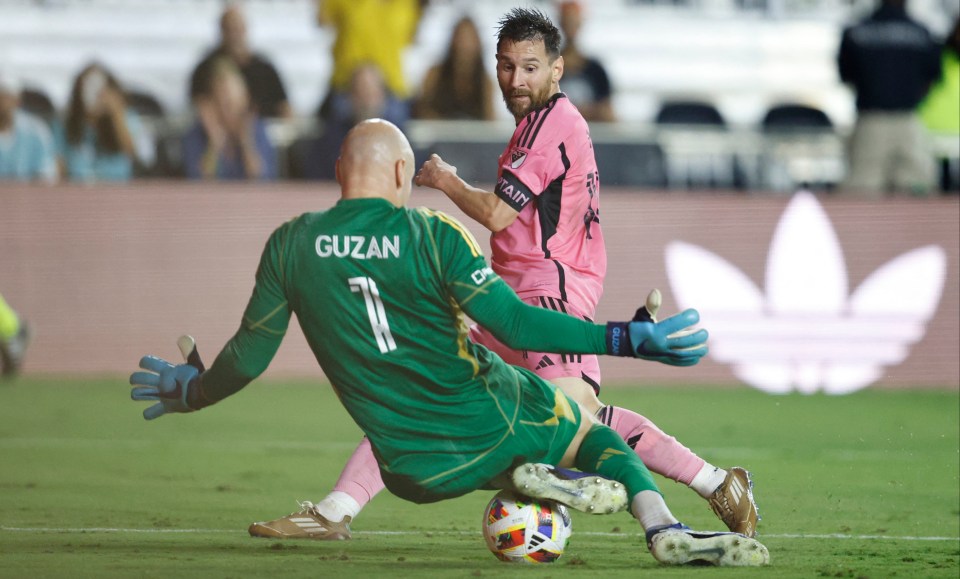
left=605, top=322, right=634, bottom=357
left=185, top=374, right=214, bottom=411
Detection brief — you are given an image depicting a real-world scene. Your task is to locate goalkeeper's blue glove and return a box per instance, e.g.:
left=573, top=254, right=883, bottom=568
left=130, top=336, right=207, bottom=420
left=606, top=303, right=708, bottom=366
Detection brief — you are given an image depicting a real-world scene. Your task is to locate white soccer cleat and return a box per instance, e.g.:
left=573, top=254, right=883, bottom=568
left=647, top=523, right=770, bottom=567
left=510, top=463, right=628, bottom=514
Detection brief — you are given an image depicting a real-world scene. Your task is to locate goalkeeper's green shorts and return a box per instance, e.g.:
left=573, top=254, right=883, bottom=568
left=379, top=366, right=583, bottom=504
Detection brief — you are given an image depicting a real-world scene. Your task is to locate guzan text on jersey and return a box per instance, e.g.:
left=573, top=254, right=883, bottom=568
left=315, top=235, right=401, bottom=259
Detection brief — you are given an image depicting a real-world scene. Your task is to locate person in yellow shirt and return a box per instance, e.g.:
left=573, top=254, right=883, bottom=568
left=919, top=16, right=960, bottom=192
left=316, top=0, right=424, bottom=123
left=0, top=292, right=29, bottom=378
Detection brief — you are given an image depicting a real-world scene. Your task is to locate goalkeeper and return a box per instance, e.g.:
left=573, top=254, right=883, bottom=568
left=300, top=6, right=758, bottom=544
left=130, top=119, right=768, bottom=566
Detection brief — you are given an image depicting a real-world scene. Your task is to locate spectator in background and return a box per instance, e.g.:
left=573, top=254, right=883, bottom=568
left=0, top=71, right=57, bottom=182
left=315, top=0, right=424, bottom=124
left=304, top=63, right=403, bottom=180
left=0, top=292, right=29, bottom=379
left=919, top=16, right=959, bottom=192
left=557, top=1, right=615, bottom=123
left=190, top=2, right=292, bottom=119
left=413, top=16, right=495, bottom=120
left=182, top=58, right=276, bottom=180
left=56, top=63, right=153, bottom=182
left=837, top=0, right=942, bottom=197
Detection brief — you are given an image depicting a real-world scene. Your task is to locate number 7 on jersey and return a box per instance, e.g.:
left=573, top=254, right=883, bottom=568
left=349, top=276, right=397, bottom=354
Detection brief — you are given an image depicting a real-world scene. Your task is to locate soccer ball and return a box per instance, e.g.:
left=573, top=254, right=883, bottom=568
left=481, top=490, right=572, bottom=564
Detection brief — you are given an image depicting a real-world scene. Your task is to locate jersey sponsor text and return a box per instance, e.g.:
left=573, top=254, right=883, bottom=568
left=470, top=266, right=496, bottom=285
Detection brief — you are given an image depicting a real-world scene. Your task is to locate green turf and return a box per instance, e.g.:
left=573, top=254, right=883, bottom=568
left=1, top=377, right=957, bottom=578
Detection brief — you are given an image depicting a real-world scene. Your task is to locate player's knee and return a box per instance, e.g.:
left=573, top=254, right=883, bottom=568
left=551, top=376, right=602, bottom=414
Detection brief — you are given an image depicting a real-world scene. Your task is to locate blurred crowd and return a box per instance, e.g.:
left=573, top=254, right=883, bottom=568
left=0, top=0, right=957, bottom=195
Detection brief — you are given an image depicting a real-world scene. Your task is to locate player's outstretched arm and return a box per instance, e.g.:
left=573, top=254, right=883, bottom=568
left=461, top=280, right=706, bottom=365
left=130, top=335, right=212, bottom=420
left=605, top=304, right=708, bottom=367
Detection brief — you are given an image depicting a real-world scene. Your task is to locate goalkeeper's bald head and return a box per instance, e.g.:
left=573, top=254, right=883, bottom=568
left=336, top=119, right=416, bottom=207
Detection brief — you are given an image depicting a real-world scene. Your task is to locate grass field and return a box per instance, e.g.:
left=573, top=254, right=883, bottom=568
left=1, top=377, right=957, bottom=578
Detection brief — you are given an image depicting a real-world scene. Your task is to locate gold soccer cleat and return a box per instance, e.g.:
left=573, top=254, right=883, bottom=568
left=708, top=467, right=760, bottom=538
left=248, top=501, right=352, bottom=540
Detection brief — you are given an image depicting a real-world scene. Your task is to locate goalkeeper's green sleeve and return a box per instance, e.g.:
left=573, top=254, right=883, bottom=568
left=457, top=277, right=608, bottom=355
left=196, top=325, right=284, bottom=404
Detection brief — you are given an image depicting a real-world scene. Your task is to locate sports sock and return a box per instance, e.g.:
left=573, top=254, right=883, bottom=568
left=574, top=423, right=661, bottom=501
left=597, top=405, right=705, bottom=485
left=315, top=491, right=361, bottom=523
left=0, top=294, right=19, bottom=341
left=327, top=437, right=385, bottom=516
left=689, top=463, right=728, bottom=499
left=632, top=490, right=679, bottom=532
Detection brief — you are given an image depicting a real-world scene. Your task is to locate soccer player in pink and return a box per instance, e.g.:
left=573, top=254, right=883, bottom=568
left=248, top=7, right=759, bottom=541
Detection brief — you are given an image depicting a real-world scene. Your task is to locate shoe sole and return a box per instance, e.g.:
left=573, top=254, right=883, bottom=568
left=511, top=464, right=628, bottom=514
left=248, top=522, right=351, bottom=540
left=650, top=530, right=770, bottom=566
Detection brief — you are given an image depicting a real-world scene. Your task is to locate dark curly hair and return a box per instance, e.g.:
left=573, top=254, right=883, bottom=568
left=496, top=7, right=561, bottom=59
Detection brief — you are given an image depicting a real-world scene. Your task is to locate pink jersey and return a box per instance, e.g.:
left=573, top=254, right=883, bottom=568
left=492, top=93, right=605, bottom=313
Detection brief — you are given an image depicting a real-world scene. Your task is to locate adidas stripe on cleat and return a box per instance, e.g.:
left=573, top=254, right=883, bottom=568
left=708, top=467, right=760, bottom=537
left=248, top=501, right=352, bottom=540
left=510, top=463, right=628, bottom=514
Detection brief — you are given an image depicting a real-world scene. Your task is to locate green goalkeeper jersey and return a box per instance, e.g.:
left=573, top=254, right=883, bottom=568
left=198, top=197, right=608, bottom=480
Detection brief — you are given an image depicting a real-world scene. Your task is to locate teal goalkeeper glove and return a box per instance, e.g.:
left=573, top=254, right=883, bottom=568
left=129, top=336, right=207, bottom=420
left=606, top=295, right=708, bottom=366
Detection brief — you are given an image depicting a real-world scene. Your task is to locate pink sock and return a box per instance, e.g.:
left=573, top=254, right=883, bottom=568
left=332, top=437, right=386, bottom=507
left=597, top=406, right=705, bottom=485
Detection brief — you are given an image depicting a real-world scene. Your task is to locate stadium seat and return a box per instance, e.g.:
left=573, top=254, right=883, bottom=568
left=758, top=102, right=842, bottom=192
left=595, top=142, right=667, bottom=188
left=761, top=104, right=833, bottom=131
left=152, top=126, right=187, bottom=179
left=285, top=134, right=318, bottom=180
left=126, top=89, right=165, bottom=118
left=655, top=101, right=726, bottom=127
left=122, top=89, right=165, bottom=177
left=423, top=141, right=505, bottom=185
left=654, top=100, right=744, bottom=189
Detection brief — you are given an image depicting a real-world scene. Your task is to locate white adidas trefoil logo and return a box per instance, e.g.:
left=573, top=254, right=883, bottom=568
left=665, top=190, right=947, bottom=395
